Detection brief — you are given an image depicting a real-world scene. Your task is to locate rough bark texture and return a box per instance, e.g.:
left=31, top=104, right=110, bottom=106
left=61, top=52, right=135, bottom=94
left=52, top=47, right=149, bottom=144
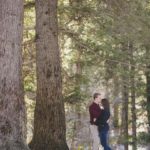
left=0, top=0, right=29, bottom=150
left=29, top=0, right=69, bottom=150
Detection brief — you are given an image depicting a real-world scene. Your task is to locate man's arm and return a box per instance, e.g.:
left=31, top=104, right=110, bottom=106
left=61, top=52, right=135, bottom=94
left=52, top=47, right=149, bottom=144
left=89, top=105, right=101, bottom=123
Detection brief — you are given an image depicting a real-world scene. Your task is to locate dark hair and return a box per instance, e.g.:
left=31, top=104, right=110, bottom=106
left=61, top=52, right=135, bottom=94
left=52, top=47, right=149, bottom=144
left=93, top=93, right=101, bottom=99
left=101, top=98, right=110, bottom=110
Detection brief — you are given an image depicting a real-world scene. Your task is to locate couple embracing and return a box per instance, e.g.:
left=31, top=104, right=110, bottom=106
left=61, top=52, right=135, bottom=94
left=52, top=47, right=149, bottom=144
left=89, top=93, right=112, bottom=150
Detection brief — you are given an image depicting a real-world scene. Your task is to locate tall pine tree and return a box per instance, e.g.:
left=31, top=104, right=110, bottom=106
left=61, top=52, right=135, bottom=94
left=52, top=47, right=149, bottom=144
left=0, top=0, right=29, bottom=149
left=29, top=0, right=69, bottom=149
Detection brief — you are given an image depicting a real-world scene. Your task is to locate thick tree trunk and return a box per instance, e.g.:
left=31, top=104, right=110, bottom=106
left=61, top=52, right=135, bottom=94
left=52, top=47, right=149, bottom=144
left=29, top=0, right=68, bottom=150
left=129, top=44, right=137, bottom=150
left=0, top=0, right=29, bottom=150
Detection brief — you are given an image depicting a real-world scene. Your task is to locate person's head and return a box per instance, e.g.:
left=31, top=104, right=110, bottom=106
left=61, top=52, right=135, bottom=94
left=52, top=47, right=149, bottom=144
left=93, top=93, right=101, bottom=104
left=101, top=98, right=110, bottom=110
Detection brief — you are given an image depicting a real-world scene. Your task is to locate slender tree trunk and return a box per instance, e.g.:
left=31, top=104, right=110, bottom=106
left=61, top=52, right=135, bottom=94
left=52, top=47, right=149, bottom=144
left=29, top=0, right=69, bottom=150
left=70, top=105, right=82, bottom=150
left=129, top=43, right=137, bottom=150
left=0, top=0, right=29, bottom=149
left=113, top=76, right=120, bottom=128
left=130, top=68, right=137, bottom=150
left=121, top=43, right=129, bottom=150
left=69, top=1, right=83, bottom=149
left=70, top=35, right=82, bottom=150
left=121, top=82, right=129, bottom=150
left=114, top=104, right=119, bottom=127
left=70, top=118, right=77, bottom=150
left=146, top=67, right=150, bottom=131
left=145, top=46, right=150, bottom=133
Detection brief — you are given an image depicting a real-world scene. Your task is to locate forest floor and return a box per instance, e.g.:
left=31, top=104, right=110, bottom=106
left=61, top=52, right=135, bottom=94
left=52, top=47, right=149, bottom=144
left=66, top=110, right=150, bottom=150
left=110, top=129, right=150, bottom=150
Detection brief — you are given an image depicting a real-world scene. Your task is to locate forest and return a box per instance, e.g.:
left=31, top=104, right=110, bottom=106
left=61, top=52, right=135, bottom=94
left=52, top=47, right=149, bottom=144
left=0, top=0, right=150, bottom=150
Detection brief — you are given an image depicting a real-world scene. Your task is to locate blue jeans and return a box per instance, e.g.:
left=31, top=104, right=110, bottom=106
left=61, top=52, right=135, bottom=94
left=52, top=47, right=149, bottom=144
left=99, top=130, right=111, bottom=150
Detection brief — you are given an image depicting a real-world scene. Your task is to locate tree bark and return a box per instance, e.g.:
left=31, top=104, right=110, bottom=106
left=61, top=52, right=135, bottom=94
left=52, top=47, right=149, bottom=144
left=129, top=43, right=137, bottom=150
left=145, top=46, right=150, bottom=133
left=146, top=66, right=150, bottom=131
left=121, top=43, right=129, bottom=150
left=29, top=0, right=69, bottom=150
left=0, top=0, right=29, bottom=149
left=113, top=76, right=120, bottom=128
left=69, top=1, right=83, bottom=149
left=121, top=81, right=129, bottom=150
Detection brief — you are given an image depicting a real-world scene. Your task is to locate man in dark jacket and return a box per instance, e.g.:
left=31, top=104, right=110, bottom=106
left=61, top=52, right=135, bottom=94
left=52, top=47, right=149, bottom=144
left=89, top=93, right=102, bottom=150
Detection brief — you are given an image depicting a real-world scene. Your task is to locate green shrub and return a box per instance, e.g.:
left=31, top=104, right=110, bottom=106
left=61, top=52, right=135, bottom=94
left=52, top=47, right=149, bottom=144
left=137, top=132, right=150, bottom=145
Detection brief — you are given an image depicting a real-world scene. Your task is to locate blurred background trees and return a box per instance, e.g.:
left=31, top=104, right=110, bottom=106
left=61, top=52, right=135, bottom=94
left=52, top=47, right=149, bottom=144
left=23, top=0, right=150, bottom=149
